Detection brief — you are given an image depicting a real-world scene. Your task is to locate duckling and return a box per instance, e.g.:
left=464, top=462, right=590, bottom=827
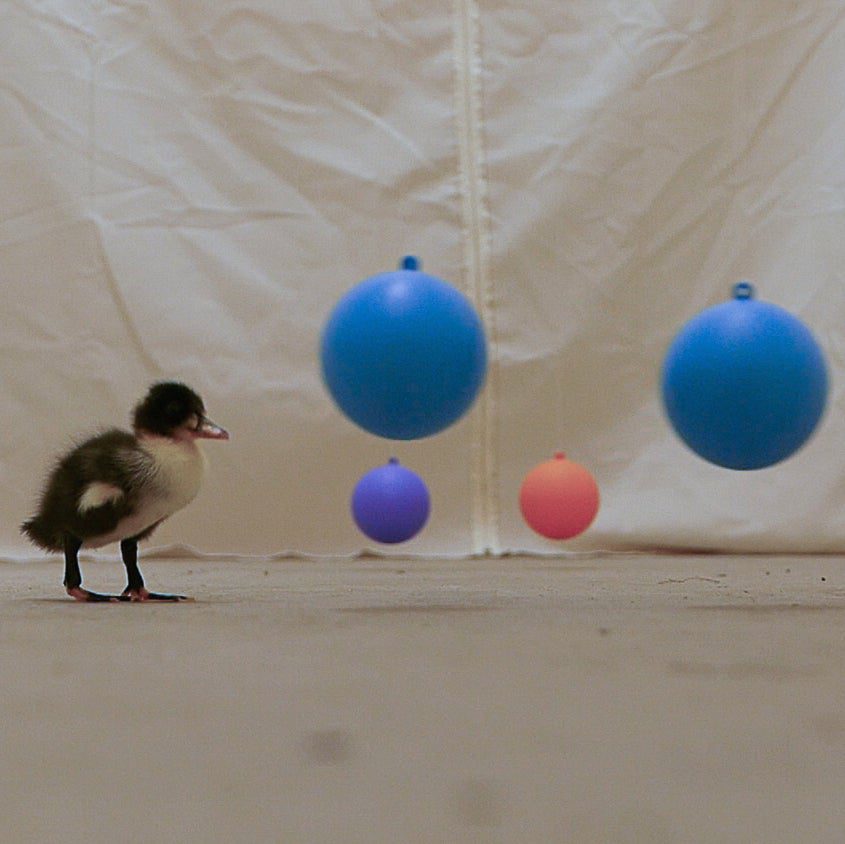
left=21, top=382, right=229, bottom=602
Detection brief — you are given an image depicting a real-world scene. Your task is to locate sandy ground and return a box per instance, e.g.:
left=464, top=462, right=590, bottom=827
left=1, top=554, right=844, bottom=844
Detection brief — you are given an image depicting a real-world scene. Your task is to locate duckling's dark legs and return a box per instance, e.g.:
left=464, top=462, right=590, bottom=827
left=120, top=537, right=190, bottom=602
left=63, top=534, right=121, bottom=603
left=63, top=534, right=82, bottom=589
left=120, top=539, right=145, bottom=593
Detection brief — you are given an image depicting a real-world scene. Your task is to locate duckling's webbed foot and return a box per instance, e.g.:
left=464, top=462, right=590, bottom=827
left=66, top=586, right=125, bottom=603
left=120, top=539, right=192, bottom=602
left=121, top=586, right=191, bottom=602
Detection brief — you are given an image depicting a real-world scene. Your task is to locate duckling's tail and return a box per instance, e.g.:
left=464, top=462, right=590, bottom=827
left=20, top=517, right=63, bottom=552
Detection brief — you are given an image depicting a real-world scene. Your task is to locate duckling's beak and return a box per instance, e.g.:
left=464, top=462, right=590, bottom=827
left=195, top=417, right=229, bottom=440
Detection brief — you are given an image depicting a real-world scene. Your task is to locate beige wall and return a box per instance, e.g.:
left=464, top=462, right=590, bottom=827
left=2, top=1, right=843, bottom=558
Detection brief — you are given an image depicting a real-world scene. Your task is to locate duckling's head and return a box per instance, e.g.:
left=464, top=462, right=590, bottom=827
left=133, top=382, right=229, bottom=441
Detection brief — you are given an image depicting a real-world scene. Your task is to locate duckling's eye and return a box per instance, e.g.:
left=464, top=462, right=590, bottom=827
left=185, top=413, right=201, bottom=431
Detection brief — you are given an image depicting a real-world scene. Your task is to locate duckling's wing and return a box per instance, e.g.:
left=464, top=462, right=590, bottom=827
left=71, top=430, right=151, bottom=498
left=67, top=430, right=155, bottom=534
left=78, top=481, right=126, bottom=512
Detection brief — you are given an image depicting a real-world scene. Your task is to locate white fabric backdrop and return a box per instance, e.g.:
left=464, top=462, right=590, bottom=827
left=2, top=0, right=844, bottom=559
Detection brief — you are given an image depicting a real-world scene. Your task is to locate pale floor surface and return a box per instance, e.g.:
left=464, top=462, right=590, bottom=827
left=1, top=554, right=844, bottom=844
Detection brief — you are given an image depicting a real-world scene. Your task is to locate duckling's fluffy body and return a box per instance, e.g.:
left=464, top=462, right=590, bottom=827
left=22, top=429, right=208, bottom=551
left=21, top=382, right=227, bottom=602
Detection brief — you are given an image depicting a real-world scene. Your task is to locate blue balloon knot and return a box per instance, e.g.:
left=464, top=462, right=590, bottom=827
left=733, top=281, right=755, bottom=300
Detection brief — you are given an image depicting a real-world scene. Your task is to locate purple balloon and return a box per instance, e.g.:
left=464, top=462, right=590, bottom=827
left=351, top=458, right=430, bottom=544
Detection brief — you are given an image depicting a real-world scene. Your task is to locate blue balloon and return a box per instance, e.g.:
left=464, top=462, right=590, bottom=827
left=351, top=458, right=431, bottom=544
left=321, top=257, right=487, bottom=439
left=662, top=282, right=828, bottom=470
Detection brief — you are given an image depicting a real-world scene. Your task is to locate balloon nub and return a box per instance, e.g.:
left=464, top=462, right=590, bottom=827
left=733, top=281, right=755, bottom=300
left=400, top=256, right=420, bottom=271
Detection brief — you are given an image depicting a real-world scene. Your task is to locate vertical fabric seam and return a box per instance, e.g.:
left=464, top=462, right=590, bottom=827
left=452, top=0, right=501, bottom=554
